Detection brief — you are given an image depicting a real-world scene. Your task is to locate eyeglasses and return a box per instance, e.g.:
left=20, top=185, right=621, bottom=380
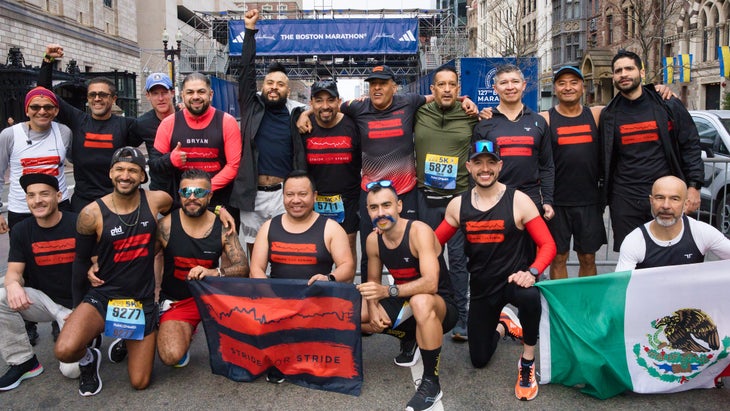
left=179, top=187, right=211, bottom=198
left=365, top=180, right=394, bottom=192
left=87, top=92, right=112, bottom=99
left=472, top=140, right=497, bottom=155
left=28, top=104, right=57, bottom=112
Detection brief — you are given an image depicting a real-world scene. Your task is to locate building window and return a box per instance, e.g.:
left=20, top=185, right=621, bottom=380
left=279, top=5, right=288, bottom=11
left=703, top=29, right=709, bottom=62
left=715, top=26, right=721, bottom=60
left=607, top=14, right=614, bottom=45
left=262, top=5, right=273, bottom=12
left=104, top=0, right=112, bottom=8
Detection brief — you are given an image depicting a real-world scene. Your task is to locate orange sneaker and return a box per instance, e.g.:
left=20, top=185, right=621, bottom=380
left=515, top=358, right=538, bottom=401
left=500, top=306, right=523, bottom=341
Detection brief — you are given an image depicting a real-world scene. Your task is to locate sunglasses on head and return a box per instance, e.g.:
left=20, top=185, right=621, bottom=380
left=472, top=140, right=497, bottom=155
left=179, top=187, right=211, bottom=198
left=365, top=180, right=394, bottom=192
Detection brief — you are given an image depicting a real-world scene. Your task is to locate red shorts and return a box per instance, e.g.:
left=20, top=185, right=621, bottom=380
left=159, top=297, right=201, bottom=327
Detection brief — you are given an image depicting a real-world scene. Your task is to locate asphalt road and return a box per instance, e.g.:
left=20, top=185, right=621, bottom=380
left=1, top=176, right=729, bottom=409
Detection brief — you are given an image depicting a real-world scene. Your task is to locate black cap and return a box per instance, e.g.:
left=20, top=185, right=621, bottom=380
left=20, top=173, right=59, bottom=192
left=111, top=146, right=148, bottom=183
left=311, top=80, right=339, bottom=98
left=365, top=65, right=396, bottom=82
left=553, top=66, right=584, bottom=83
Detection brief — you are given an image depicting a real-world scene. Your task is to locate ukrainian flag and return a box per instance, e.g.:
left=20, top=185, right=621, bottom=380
left=663, top=57, right=674, bottom=84
left=719, top=46, right=730, bottom=77
left=678, top=54, right=692, bottom=82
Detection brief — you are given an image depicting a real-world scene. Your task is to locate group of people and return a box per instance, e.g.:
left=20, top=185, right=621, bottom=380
left=1, top=6, right=729, bottom=411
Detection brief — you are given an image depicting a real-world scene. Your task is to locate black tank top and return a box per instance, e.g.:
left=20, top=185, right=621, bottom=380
left=378, top=220, right=455, bottom=304
left=460, top=188, right=534, bottom=299
left=95, top=189, right=157, bottom=300
left=636, top=215, right=704, bottom=269
left=548, top=106, right=601, bottom=206
left=268, top=214, right=333, bottom=279
left=161, top=210, right=223, bottom=301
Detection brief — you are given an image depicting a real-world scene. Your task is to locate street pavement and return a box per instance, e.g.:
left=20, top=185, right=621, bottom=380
left=1, top=178, right=729, bottom=409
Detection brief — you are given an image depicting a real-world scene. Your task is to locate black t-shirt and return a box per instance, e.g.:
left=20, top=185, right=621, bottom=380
left=9, top=212, right=78, bottom=309
left=302, top=114, right=361, bottom=200
left=255, top=105, right=293, bottom=178
left=134, top=109, right=170, bottom=192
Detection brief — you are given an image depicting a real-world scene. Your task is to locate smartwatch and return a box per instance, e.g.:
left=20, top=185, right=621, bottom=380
left=328, top=274, right=336, bottom=282
left=687, top=181, right=702, bottom=190
left=388, top=284, right=399, bottom=297
left=528, top=267, right=540, bottom=277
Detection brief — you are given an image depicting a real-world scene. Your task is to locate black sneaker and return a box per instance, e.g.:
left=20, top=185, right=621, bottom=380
left=25, top=322, right=39, bottom=347
left=266, top=369, right=285, bottom=384
left=51, top=321, right=60, bottom=342
left=406, top=377, right=442, bottom=411
left=78, top=348, right=102, bottom=396
left=0, top=355, right=43, bottom=391
left=87, top=334, right=102, bottom=350
left=108, top=338, right=128, bottom=363
left=394, top=339, right=420, bottom=367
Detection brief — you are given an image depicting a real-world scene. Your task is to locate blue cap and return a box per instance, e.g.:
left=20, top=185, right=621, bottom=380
left=145, top=72, right=173, bottom=91
left=553, top=66, right=583, bottom=83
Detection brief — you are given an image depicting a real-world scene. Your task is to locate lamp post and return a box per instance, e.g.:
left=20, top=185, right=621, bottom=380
left=162, top=28, right=183, bottom=104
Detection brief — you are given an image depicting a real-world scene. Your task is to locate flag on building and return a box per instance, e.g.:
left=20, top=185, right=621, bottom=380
left=537, top=260, right=730, bottom=399
left=719, top=46, right=730, bottom=77
left=663, top=57, right=674, bottom=84
left=188, top=277, right=363, bottom=396
left=678, top=54, right=692, bottom=82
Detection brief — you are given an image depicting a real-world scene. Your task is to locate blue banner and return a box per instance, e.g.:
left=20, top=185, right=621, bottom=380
left=459, top=57, right=540, bottom=112
left=229, top=19, right=419, bottom=56
left=210, top=76, right=239, bottom=119
left=189, top=277, right=363, bottom=396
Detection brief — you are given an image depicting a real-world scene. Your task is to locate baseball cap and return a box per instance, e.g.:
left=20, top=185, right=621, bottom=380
left=469, top=140, right=500, bottom=161
left=311, top=80, right=339, bottom=98
left=111, top=146, right=148, bottom=183
left=553, top=66, right=584, bottom=83
left=365, top=65, right=396, bottom=82
left=20, top=173, right=59, bottom=192
left=145, top=72, right=173, bottom=91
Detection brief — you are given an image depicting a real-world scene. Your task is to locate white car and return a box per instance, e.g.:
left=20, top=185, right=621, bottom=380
left=689, top=110, right=730, bottom=235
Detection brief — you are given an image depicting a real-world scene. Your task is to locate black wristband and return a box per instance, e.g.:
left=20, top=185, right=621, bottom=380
left=687, top=181, right=701, bottom=190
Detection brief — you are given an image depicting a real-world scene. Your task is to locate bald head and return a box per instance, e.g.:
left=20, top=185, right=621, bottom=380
left=651, top=176, right=688, bottom=199
left=650, top=176, right=687, bottom=228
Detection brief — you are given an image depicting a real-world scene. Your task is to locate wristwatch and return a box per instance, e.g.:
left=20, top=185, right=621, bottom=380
left=687, top=181, right=702, bottom=190
left=328, top=274, right=336, bottom=282
left=528, top=267, right=540, bottom=277
left=388, top=284, right=399, bottom=297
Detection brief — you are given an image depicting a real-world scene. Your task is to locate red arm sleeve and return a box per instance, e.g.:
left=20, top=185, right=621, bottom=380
left=211, top=114, right=242, bottom=192
left=434, top=220, right=458, bottom=246
left=525, top=216, right=556, bottom=274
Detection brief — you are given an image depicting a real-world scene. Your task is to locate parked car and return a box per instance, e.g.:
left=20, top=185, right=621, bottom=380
left=689, top=110, right=730, bottom=235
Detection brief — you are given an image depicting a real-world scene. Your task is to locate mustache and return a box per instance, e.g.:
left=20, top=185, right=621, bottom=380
left=371, top=215, right=396, bottom=225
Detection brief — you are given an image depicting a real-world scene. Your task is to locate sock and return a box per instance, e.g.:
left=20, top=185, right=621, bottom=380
left=421, top=347, right=441, bottom=382
left=521, top=356, right=534, bottom=367
left=79, top=348, right=94, bottom=366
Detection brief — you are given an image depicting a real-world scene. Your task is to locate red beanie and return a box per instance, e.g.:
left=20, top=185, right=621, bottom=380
left=24, top=87, right=59, bottom=112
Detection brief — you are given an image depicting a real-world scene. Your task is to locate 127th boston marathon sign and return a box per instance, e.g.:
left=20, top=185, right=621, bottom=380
left=229, top=19, right=419, bottom=56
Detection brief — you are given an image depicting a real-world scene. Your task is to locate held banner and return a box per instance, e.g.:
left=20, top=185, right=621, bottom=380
left=228, top=19, right=419, bottom=56
left=188, top=277, right=363, bottom=396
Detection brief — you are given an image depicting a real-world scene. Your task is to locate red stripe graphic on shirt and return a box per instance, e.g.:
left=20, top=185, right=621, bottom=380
left=466, top=220, right=504, bottom=231
left=32, top=238, right=76, bottom=266
left=558, top=135, right=592, bottom=145
left=556, top=124, right=592, bottom=145
left=619, top=121, right=657, bottom=134
left=497, top=136, right=534, bottom=146
left=389, top=267, right=418, bottom=284
left=369, top=128, right=404, bottom=139
left=114, top=247, right=149, bottom=263
left=465, top=220, right=505, bottom=243
left=622, top=133, right=659, bottom=145
left=271, top=242, right=316, bottom=253
left=307, top=153, right=353, bottom=164
left=174, top=256, right=214, bottom=280
left=35, top=252, right=75, bottom=266
left=556, top=125, right=592, bottom=135
left=21, top=156, right=61, bottom=167
left=113, top=233, right=151, bottom=250
left=306, top=137, right=352, bottom=149
left=84, top=133, right=114, bottom=149
left=185, top=147, right=220, bottom=158
left=367, top=119, right=404, bottom=139
left=500, top=147, right=532, bottom=156
left=369, top=119, right=402, bottom=129
left=23, top=167, right=60, bottom=176
left=466, top=233, right=505, bottom=243
left=271, top=254, right=318, bottom=265
left=113, top=233, right=151, bottom=262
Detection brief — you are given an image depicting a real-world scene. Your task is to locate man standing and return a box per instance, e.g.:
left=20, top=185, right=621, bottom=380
left=600, top=50, right=703, bottom=251
left=54, top=147, right=172, bottom=396
left=39, top=45, right=142, bottom=211
left=616, top=176, right=730, bottom=271
left=153, top=72, right=241, bottom=225
left=232, top=9, right=306, bottom=249
left=299, top=80, right=361, bottom=261
left=414, top=66, right=476, bottom=341
left=539, top=67, right=605, bottom=278
left=472, top=64, right=555, bottom=220
left=156, top=169, right=249, bottom=367
left=437, top=140, right=556, bottom=401
left=0, top=174, right=79, bottom=391
left=357, top=181, right=457, bottom=411
left=134, top=72, right=176, bottom=192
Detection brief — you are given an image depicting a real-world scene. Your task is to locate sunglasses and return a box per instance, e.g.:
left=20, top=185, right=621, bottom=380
left=472, top=140, right=497, bottom=155
left=28, top=104, right=57, bottom=112
left=179, top=187, right=211, bottom=198
left=365, top=180, right=394, bottom=192
left=87, top=92, right=112, bottom=99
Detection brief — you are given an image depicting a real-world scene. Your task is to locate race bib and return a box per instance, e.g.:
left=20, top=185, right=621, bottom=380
left=424, top=154, right=458, bottom=190
left=104, top=299, right=145, bottom=340
left=315, top=194, right=345, bottom=223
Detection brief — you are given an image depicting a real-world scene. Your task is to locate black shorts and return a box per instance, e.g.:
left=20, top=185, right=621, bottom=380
left=341, top=195, right=360, bottom=234
left=379, top=295, right=458, bottom=340
left=609, top=195, right=653, bottom=252
left=547, top=204, right=607, bottom=254
left=82, top=289, right=158, bottom=336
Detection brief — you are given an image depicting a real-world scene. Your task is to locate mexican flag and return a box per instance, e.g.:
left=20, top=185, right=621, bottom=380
left=537, top=259, right=730, bottom=399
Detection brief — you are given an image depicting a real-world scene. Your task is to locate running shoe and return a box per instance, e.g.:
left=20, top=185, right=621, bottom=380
left=405, top=377, right=442, bottom=411
left=108, top=338, right=128, bottom=363
left=174, top=350, right=190, bottom=368
left=266, top=369, right=285, bottom=384
left=394, top=339, right=420, bottom=367
left=0, top=355, right=43, bottom=391
left=515, top=358, right=538, bottom=401
left=500, top=306, right=523, bottom=341
left=79, top=348, right=102, bottom=396
left=25, top=322, right=38, bottom=347
left=451, top=325, right=468, bottom=342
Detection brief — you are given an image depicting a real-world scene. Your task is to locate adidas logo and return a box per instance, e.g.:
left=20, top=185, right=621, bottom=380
left=399, top=30, right=416, bottom=42
left=231, top=32, right=245, bottom=43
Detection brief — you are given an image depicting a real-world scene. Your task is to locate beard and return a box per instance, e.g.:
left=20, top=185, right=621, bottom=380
left=263, top=95, right=286, bottom=109
left=652, top=210, right=679, bottom=227
left=183, top=202, right=208, bottom=217
left=613, top=76, right=641, bottom=94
